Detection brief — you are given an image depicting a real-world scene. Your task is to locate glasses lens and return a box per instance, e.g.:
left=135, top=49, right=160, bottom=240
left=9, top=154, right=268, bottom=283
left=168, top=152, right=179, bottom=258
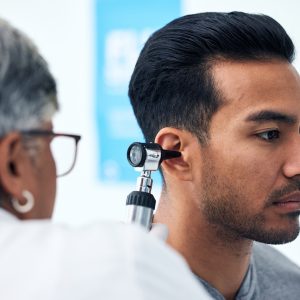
left=50, top=136, right=77, bottom=177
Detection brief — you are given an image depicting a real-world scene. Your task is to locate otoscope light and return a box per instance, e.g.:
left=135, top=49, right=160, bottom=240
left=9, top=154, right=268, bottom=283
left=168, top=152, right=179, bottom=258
left=129, top=144, right=143, bottom=166
left=127, top=143, right=147, bottom=167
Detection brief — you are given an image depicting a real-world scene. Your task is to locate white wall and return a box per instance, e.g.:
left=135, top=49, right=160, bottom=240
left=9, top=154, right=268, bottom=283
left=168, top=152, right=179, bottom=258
left=0, top=0, right=299, bottom=265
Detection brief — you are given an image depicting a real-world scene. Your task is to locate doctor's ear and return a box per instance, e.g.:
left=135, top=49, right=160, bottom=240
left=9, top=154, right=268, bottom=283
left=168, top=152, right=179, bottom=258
left=0, top=133, right=26, bottom=199
left=155, top=128, right=196, bottom=181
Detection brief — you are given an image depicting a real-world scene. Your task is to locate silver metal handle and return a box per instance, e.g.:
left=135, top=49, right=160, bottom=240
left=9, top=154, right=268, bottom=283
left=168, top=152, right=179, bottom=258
left=127, top=205, right=153, bottom=230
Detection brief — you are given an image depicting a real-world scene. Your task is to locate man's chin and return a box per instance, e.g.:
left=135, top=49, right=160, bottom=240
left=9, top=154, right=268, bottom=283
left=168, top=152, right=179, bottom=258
left=252, top=224, right=300, bottom=245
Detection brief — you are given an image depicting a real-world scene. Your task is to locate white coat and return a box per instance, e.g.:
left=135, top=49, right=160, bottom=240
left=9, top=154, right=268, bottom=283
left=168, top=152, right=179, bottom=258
left=0, top=209, right=211, bottom=300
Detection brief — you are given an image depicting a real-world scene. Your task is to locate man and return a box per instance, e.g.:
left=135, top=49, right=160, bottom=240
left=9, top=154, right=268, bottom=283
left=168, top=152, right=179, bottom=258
left=129, top=12, right=300, bottom=300
left=0, top=18, right=211, bottom=299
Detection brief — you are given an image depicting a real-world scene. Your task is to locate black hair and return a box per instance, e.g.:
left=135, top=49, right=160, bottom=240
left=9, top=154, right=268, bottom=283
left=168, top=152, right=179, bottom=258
left=129, top=12, right=295, bottom=143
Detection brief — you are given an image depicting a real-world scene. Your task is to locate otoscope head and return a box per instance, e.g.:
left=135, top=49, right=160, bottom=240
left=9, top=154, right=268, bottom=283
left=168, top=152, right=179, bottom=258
left=127, top=142, right=181, bottom=172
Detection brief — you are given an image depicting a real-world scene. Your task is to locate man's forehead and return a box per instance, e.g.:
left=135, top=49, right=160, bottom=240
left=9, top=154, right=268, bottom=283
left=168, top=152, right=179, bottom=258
left=212, top=59, right=297, bottom=90
left=212, top=60, right=300, bottom=107
left=208, top=60, right=300, bottom=125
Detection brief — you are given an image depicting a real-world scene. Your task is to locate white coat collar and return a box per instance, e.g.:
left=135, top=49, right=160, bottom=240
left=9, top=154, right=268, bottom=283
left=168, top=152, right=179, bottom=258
left=0, top=207, right=19, bottom=222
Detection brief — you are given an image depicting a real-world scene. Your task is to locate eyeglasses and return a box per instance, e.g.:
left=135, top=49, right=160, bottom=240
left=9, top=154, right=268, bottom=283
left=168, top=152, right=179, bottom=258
left=20, top=130, right=81, bottom=177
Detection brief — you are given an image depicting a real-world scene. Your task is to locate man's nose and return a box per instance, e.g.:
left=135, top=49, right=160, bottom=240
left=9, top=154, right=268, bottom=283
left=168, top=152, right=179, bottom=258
left=282, top=139, right=300, bottom=178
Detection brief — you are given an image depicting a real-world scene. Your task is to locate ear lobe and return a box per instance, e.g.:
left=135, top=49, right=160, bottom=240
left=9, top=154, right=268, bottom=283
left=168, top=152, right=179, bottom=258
left=155, top=127, right=193, bottom=181
left=0, top=133, right=24, bottom=198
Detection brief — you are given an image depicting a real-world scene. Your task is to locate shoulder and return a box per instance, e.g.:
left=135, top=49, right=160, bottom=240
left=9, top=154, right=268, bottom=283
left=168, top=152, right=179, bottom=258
left=0, top=220, right=209, bottom=300
left=252, top=242, right=300, bottom=291
left=253, top=242, right=300, bottom=273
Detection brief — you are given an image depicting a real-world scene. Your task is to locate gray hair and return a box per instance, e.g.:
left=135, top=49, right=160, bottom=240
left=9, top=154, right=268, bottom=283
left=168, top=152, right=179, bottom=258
left=0, top=18, right=58, bottom=137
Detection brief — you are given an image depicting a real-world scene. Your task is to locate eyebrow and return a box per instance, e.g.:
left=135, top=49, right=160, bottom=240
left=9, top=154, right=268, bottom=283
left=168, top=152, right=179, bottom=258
left=245, top=110, right=297, bottom=124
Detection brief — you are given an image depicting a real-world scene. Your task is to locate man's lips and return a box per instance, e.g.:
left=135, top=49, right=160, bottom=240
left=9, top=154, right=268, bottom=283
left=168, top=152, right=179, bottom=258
left=272, top=192, right=300, bottom=211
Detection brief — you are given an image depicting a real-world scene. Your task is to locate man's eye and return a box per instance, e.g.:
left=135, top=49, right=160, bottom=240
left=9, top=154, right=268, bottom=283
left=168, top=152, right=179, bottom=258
left=256, top=130, right=280, bottom=141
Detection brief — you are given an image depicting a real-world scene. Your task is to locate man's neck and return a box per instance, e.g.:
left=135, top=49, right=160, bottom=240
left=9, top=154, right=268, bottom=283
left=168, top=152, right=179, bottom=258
left=155, top=196, right=253, bottom=300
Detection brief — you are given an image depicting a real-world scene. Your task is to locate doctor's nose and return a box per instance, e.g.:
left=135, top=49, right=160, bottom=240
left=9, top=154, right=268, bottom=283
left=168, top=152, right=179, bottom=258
left=282, top=139, right=300, bottom=178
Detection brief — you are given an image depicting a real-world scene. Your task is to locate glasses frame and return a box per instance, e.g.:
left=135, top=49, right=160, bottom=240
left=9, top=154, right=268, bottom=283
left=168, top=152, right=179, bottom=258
left=20, top=130, right=81, bottom=177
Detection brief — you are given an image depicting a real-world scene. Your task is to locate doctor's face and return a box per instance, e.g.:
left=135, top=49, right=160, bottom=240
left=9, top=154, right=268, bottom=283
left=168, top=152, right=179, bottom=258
left=197, top=60, right=300, bottom=244
left=26, top=122, right=57, bottom=218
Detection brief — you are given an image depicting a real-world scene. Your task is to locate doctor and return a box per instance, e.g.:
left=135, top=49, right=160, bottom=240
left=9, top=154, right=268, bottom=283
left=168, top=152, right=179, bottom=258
left=0, top=18, right=211, bottom=299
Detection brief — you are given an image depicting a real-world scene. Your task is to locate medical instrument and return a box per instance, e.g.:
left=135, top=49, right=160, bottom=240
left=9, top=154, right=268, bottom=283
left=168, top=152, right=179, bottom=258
left=126, top=142, right=181, bottom=230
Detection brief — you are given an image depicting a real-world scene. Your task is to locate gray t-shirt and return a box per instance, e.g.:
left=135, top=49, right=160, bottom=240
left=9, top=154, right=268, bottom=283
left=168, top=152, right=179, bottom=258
left=195, top=242, right=300, bottom=299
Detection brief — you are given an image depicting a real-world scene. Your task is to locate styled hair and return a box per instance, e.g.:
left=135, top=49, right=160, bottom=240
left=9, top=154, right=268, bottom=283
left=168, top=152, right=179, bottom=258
left=0, top=19, right=58, bottom=137
left=129, top=12, right=295, bottom=144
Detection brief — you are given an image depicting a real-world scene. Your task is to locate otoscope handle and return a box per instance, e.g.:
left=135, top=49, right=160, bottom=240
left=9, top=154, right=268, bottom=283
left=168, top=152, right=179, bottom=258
left=126, top=191, right=156, bottom=230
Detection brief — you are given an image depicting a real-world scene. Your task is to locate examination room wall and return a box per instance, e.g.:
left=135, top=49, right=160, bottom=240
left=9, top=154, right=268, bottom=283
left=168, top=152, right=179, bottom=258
left=0, top=0, right=299, bottom=265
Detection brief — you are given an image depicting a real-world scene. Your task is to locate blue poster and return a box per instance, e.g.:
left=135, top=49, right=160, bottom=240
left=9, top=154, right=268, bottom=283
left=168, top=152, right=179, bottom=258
left=95, top=0, right=181, bottom=182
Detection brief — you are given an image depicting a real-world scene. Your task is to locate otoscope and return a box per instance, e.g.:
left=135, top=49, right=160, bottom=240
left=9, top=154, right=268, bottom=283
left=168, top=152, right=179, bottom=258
left=126, top=142, right=181, bottom=230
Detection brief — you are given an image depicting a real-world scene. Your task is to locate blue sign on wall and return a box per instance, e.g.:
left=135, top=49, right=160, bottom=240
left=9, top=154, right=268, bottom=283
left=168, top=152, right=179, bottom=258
left=95, top=0, right=180, bottom=182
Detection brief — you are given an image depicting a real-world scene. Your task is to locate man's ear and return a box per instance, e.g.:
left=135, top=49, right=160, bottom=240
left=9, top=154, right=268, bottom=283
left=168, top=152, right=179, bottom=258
left=0, top=132, right=25, bottom=199
left=155, top=127, right=197, bottom=181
